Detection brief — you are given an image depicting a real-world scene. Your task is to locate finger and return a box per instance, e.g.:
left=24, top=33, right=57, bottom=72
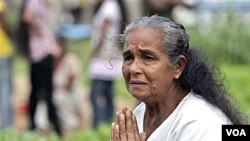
left=132, top=114, right=140, bottom=140
left=118, top=113, right=126, bottom=132
left=111, top=123, right=120, bottom=141
left=132, top=114, right=139, bottom=132
left=122, top=107, right=128, bottom=115
left=140, top=132, right=147, bottom=141
left=118, top=113, right=127, bottom=141
left=116, top=111, right=121, bottom=124
left=111, top=122, right=115, bottom=139
left=125, top=110, right=136, bottom=140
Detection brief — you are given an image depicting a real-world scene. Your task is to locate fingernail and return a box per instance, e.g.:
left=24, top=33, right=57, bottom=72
left=116, top=111, right=120, bottom=115
left=115, top=124, right=119, bottom=130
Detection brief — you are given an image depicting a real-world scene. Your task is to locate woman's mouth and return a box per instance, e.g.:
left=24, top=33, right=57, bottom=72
left=129, top=80, right=147, bottom=89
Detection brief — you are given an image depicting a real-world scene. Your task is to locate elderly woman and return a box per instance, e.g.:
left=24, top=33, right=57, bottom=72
left=111, top=15, right=247, bottom=141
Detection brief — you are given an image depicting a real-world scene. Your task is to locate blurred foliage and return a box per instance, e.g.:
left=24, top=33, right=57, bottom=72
left=0, top=124, right=111, bottom=141
left=220, top=63, right=250, bottom=121
left=187, top=12, right=250, bottom=64
left=186, top=12, right=250, bottom=121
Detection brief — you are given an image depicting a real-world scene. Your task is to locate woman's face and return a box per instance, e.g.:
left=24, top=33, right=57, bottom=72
left=122, top=28, right=176, bottom=102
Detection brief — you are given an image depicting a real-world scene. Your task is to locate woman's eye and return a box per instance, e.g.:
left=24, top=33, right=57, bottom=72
left=123, top=55, right=133, bottom=61
left=143, top=54, right=154, bottom=60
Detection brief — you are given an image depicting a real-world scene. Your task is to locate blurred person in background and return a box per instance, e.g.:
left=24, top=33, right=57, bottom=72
left=0, top=0, right=14, bottom=129
left=63, top=0, right=85, bottom=24
left=143, top=0, right=187, bottom=19
left=52, top=36, right=83, bottom=135
left=88, top=0, right=127, bottom=129
left=22, top=0, right=62, bottom=136
left=15, top=0, right=31, bottom=59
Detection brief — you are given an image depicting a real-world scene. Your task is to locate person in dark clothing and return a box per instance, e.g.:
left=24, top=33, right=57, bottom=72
left=20, top=0, right=63, bottom=137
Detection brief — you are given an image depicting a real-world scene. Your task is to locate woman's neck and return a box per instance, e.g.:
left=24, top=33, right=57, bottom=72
left=143, top=88, right=188, bottom=138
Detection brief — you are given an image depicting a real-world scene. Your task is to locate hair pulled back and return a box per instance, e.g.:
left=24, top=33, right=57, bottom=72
left=121, top=15, right=247, bottom=125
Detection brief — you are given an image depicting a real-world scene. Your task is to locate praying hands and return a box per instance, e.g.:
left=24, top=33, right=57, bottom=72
left=111, top=107, right=146, bottom=141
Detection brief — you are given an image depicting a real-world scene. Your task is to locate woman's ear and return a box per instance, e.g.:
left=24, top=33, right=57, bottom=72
left=174, top=55, right=186, bottom=79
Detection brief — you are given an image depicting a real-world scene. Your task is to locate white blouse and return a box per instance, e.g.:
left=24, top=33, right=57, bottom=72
left=133, top=91, right=231, bottom=141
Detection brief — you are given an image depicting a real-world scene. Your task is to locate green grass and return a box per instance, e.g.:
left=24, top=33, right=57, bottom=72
left=220, top=63, right=250, bottom=120
left=0, top=124, right=111, bottom=141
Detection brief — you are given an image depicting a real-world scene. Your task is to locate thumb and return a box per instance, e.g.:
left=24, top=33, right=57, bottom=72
left=140, top=132, right=147, bottom=141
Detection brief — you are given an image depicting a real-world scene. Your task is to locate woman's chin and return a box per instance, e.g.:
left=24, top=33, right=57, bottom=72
left=130, top=92, right=147, bottom=101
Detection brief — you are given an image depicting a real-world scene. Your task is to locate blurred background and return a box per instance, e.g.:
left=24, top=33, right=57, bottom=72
left=1, top=0, right=250, bottom=140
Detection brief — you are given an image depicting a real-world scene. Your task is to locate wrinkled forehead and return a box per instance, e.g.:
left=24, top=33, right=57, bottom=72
left=124, top=27, right=164, bottom=50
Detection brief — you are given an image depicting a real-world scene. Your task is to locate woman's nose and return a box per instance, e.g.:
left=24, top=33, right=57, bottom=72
left=129, top=60, right=142, bottom=75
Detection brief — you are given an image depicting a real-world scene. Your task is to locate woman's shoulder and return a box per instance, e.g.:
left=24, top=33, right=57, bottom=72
left=160, top=92, right=231, bottom=141
left=177, top=92, right=231, bottom=124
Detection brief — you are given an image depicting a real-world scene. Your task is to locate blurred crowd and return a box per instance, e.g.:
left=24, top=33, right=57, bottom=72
left=0, top=0, right=199, bottom=138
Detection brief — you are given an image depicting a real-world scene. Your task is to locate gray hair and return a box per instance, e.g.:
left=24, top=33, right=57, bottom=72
left=122, top=15, right=189, bottom=64
left=119, top=15, right=247, bottom=125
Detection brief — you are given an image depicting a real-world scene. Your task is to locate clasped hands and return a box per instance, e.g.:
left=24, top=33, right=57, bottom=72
left=111, top=107, right=146, bottom=141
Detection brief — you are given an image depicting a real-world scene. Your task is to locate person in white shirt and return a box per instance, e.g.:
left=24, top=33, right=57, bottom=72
left=111, top=15, right=247, bottom=141
left=88, top=0, right=126, bottom=129
left=53, top=37, right=83, bottom=134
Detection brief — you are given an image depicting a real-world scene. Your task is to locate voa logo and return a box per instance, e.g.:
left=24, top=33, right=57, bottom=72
left=226, top=129, right=246, bottom=136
